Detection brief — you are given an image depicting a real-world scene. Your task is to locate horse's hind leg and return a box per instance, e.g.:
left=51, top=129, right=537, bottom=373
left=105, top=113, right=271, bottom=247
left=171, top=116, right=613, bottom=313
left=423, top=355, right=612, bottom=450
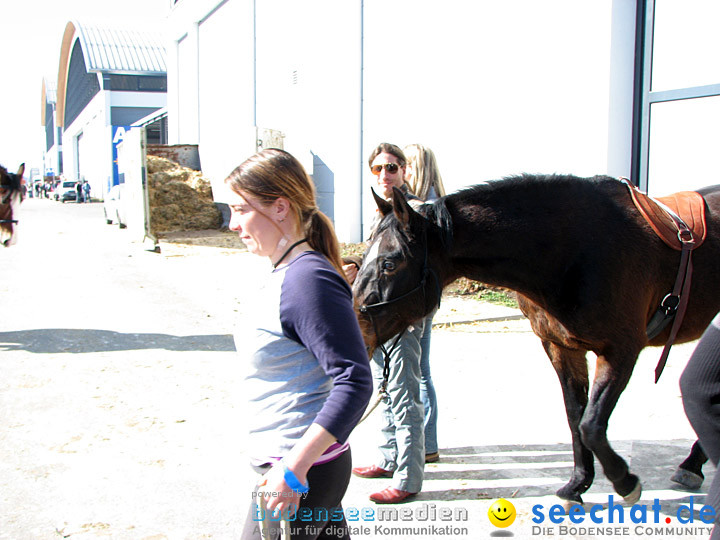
left=671, top=440, right=707, bottom=490
left=581, top=354, right=641, bottom=503
left=542, top=341, right=595, bottom=504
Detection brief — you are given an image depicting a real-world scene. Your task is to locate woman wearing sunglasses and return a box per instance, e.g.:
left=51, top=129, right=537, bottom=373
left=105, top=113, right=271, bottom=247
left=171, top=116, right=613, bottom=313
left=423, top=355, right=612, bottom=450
left=350, top=143, right=426, bottom=504
left=368, top=143, right=409, bottom=200
left=341, top=144, right=414, bottom=284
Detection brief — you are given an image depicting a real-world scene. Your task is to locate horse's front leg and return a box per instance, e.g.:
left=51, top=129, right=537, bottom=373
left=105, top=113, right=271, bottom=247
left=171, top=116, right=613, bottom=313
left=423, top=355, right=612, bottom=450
left=542, top=341, right=595, bottom=504
left=581, top=354, right=641, bottom=504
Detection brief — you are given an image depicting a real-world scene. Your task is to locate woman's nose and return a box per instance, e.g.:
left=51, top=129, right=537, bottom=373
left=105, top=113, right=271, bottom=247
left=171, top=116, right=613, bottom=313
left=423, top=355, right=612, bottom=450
left=228, top=212, right=242, bottom=232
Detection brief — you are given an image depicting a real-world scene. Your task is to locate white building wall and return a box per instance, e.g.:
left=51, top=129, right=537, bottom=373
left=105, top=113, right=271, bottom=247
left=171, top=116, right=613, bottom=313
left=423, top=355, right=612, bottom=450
left=61, top=90, right=111, bottom=202
left=360, top=0, right=621, bottom=237
left=167, top=0, right=256, bottom=192
left=254, top=0, right=362, bottom=241
left=197, top=0, right=256, bottom=186
left=167, top=0, right=636, bottom=243
left=41, top=106, right=61, bottom=179
left=177, top=27, right=200, bottom=145
left=607, top=0, right=638, bottom=180
left=44, top=144, right=61, bottom=178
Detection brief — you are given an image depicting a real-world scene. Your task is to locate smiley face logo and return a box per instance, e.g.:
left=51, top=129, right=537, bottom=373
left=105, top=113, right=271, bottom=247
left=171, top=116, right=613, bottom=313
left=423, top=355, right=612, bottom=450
left=488, top=498, right=516, bottom=528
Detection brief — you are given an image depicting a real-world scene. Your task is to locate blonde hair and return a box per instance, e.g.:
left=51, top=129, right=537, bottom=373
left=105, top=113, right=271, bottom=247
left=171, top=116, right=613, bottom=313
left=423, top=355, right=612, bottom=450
left=225, top=148, right=347, bottom=279
left=404, top=144, right=446, bottom=201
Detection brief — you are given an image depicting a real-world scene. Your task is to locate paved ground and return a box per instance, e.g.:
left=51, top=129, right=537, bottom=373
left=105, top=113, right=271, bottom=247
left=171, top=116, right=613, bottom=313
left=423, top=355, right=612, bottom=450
left=0, top=198, right=714, bottom=539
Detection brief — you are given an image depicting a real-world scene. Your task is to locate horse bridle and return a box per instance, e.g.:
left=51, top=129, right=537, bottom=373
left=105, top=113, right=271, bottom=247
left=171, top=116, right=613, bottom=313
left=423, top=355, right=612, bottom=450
left=0, top=173, right=22, bottom=225
left=358, top=223, right=443, bottom=394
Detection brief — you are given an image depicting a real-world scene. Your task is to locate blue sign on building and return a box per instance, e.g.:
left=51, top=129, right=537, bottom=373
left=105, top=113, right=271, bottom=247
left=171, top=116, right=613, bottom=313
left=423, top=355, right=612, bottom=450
left=110, top=125, right=131, bottom=192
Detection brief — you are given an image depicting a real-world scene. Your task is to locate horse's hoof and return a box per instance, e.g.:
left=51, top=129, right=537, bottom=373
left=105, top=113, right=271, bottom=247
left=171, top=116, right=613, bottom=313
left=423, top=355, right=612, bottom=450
left=671, top=468, right=704, bottom=491
left=555, top=486, right=583, bottom=506
left=622, top=481, right=642, bottom=505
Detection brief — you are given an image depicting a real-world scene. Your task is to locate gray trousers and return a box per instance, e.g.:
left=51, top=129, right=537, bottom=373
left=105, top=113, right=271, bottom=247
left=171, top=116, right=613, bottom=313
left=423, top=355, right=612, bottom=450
left=680, top=313, right=720, bottom=539
left=371, top=322, right=425, bottom=493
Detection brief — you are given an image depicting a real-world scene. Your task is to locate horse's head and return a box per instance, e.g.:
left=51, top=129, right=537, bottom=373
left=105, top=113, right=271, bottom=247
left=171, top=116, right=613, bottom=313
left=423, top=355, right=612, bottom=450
left=0, top=163, right=25, bottom=247
left=353, top=187, right=451, bottom=352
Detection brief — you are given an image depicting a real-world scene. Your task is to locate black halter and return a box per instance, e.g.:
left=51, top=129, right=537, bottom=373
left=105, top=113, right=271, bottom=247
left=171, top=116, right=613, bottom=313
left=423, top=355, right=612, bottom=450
left=358, top=223, right=443, bottom=392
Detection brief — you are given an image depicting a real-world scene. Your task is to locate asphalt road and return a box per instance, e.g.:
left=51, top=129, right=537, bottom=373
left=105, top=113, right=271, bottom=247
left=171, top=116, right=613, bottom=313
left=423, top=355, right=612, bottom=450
left=0, top=198, right=714, bottom=540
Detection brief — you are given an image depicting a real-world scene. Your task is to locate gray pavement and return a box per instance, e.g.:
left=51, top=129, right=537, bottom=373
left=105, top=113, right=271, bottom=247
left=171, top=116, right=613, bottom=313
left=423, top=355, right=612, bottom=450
left=0, top=198, right=714, bottom=539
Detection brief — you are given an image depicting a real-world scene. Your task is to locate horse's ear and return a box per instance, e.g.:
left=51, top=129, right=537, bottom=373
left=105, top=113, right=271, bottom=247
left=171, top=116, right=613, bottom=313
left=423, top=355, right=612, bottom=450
left=16, top=163, right=25, bottom=177
left=371, top=187, right=393, bottom=216
left=391, top=186, right=416, bottom=229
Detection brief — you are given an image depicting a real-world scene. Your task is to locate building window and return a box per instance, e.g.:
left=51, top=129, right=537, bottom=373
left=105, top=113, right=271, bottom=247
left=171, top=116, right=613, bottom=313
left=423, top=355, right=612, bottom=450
left=103, top=74, right=167, bottom=92
left=635, top=0, right=720, bottom=194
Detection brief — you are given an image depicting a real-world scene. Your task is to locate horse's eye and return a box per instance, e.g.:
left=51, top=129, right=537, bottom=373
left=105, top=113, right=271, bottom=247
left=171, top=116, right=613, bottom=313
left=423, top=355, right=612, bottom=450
left=382, top=260, right=396, bottom=272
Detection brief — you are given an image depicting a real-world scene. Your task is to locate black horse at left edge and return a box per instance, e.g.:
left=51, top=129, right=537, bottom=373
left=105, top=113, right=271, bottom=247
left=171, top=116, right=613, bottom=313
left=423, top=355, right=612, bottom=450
left=352, top=174, right=720, bottom=505
left=0, top=163, right=25, bottom=247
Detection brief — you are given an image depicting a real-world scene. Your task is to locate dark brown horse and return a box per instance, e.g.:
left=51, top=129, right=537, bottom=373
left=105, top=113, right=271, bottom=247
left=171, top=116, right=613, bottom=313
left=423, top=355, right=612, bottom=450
left=0, top=163, right=25, bottom=246
left=352, top=174, right=720, bottom=505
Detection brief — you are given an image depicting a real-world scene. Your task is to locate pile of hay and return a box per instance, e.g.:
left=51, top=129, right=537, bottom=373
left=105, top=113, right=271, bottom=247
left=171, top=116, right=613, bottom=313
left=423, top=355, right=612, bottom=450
left=147, top=155, right=222, bottom=234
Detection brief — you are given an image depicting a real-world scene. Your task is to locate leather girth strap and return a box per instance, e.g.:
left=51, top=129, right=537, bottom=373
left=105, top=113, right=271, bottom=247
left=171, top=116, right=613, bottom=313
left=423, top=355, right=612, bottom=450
left=622, top=179, right=706, bottom=382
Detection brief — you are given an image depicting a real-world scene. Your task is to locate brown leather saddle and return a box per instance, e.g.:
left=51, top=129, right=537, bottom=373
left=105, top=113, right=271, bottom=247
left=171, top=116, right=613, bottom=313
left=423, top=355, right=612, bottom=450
left=624, top=180, right=707, bottom=250
left=621, top=179, right=708, bottom=382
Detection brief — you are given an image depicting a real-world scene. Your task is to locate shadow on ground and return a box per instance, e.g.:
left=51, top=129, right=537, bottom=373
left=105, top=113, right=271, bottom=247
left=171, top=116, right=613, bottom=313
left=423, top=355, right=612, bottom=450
left=0, top=328, right=235, bottom=353
left=415, top=441, right=713, bottom=514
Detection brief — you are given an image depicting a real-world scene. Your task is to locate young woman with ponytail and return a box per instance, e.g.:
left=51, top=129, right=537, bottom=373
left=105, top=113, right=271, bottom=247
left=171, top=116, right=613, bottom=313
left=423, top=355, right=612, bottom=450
left=226, top=148, right=372, bottom=540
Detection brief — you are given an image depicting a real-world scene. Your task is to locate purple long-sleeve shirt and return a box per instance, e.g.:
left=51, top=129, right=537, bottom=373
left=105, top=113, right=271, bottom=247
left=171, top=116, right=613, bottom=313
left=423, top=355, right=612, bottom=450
left=235, top=251, right=372, bottom=464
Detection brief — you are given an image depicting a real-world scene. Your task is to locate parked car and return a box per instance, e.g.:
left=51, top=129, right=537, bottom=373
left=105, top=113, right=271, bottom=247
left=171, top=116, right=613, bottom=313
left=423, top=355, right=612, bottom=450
left=55, top=181, right=77, bottom=202
left=103, top=184, right=127, bottom=228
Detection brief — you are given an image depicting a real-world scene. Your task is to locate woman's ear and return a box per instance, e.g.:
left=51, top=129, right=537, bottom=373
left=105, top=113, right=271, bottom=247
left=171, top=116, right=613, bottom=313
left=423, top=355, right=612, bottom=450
left=273, top=196, right=291, bottom=223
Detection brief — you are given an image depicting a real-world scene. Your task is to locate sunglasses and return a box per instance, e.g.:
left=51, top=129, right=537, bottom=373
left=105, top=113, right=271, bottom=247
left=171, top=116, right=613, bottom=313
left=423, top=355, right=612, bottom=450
left=371, top=163, right=400, bottom=175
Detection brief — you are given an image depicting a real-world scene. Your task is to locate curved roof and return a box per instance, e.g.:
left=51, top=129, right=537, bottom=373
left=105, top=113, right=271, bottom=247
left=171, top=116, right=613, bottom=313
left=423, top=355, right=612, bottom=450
left=73, top=22, right=166, bottom=74
left=56, top=20, right=167, bottom=126
left=40, top=78, right=57, bottom=126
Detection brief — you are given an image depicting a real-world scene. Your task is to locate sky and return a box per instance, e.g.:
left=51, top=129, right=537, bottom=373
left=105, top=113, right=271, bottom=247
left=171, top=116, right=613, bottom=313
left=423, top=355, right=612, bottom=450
left=0, top=0, right=169, bottom=179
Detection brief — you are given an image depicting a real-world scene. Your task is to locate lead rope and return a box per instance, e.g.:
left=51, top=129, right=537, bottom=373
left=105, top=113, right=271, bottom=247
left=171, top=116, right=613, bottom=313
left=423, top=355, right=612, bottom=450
left=357, top=308, right=404, bottom=424
left=356, top=223, right=442, bottom=423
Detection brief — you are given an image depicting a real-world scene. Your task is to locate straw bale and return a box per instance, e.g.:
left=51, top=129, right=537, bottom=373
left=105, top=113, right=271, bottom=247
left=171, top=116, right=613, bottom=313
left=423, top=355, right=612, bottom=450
left=146, top=155, right=177, bottom=174
left=146, top=155, right=221, bottom=234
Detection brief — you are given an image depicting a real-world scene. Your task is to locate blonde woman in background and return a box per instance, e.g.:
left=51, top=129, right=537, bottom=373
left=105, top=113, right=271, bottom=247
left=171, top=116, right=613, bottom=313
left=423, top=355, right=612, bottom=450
left=403, top=144, right=446, bottom=464
left=404, top=144, right=446, bottom=201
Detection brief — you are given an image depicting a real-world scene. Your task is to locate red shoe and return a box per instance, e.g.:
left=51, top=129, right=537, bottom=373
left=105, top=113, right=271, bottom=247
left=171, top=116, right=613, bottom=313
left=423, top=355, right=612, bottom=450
left=369, top=487, right=416, bottom=504
left=352, top=465, right=393, bottom=478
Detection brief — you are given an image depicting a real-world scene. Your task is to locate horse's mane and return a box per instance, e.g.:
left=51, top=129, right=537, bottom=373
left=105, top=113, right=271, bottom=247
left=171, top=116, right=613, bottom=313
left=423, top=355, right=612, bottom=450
left=428, top=173, right=619, bottom=248
left=416, top=200, right=453, bottom=249
left=368, top=197, right=454, bottom=257
left=452, top=173, right=616, bottom=200
left=375, top=174, right=617, bottom=255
